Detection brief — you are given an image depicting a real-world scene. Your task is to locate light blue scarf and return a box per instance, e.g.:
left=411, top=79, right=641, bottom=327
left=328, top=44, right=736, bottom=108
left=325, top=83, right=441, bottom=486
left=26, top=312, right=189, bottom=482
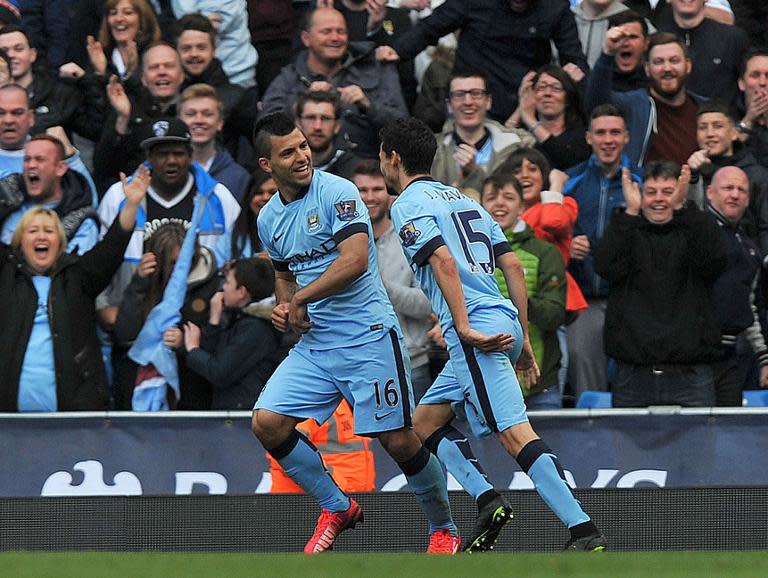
left=129, top=194, right=206, bottom=411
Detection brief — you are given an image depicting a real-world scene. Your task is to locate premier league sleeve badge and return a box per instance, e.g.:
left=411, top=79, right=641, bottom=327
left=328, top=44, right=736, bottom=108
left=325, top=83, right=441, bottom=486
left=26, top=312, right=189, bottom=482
left=399, top=222, right=421, bottom=247
left=334, top=200, right=359, bottom=221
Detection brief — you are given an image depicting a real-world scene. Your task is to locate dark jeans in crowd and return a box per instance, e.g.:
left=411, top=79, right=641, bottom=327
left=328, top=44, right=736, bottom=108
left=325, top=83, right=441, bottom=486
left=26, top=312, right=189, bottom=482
left=612, top=362, right=716, bottom=407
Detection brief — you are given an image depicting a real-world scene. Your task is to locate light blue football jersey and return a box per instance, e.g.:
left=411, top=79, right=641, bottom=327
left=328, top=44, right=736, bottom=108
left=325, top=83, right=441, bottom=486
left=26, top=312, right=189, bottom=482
left=258, top=169, right=398, bottom=350
left=390, top=176, right=517, bottom=331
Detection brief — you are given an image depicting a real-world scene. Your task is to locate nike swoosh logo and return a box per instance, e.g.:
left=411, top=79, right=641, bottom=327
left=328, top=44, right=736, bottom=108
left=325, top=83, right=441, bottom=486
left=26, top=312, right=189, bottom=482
left=272, top=232, right=284, bottom=243
left=374, top=411, right=395, bottom=421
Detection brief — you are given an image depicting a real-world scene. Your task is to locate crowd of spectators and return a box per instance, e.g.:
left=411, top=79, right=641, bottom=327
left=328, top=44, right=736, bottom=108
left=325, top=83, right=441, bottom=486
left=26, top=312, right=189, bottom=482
left=1, top=0, right=768, bottom=412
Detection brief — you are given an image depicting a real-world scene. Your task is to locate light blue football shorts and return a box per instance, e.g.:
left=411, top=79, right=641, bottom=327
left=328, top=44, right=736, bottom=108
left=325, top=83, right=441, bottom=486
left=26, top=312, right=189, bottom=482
left=421, top=306, right=529, bottom=437
left=254, top=326, right=414, bottom=436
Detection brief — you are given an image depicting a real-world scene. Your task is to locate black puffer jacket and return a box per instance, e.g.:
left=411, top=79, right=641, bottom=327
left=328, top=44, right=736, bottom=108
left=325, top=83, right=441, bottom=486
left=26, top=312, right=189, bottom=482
left=0, top=218, right=131, bottom=411
left=594, top=205, right=727, bottom=365
left=29, top=73, right=102, bottom=142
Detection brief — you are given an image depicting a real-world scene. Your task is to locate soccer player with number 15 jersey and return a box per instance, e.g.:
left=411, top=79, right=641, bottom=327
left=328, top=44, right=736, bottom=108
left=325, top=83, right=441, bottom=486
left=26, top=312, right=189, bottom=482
left=380, top=117, right=607, bottom=552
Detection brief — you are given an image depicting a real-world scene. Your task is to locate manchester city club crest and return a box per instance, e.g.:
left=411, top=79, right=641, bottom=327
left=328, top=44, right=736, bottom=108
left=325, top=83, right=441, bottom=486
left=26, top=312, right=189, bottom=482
left=399, top=222, right=421, bottom=247
left=334, top=200, right=359, bottom=221
left=153, top=120, right=170, bottom=136
left=307, top=209, right=321, bottom=232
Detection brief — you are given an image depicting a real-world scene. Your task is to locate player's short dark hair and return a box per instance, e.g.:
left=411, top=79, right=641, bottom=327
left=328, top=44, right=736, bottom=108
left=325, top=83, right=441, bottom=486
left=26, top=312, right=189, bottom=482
left=739, top=48, right=768, bottom=80
left=352, top=158, right=383, bottom=178
left=379, top=117, right=436, bottom=176
left=644, top=160, right=680, bottom=182
left=499, top=147, right=551, bottom=191
left=448, top=67, right=489, bottom=91
left=174, top=12, right=216, bottom=46
left=252, top=112, right=298, bottom=160
left=608, top=10, right=648, bottom=37
left=696, top=100, right=736, bottom=123
left=646, top=32, right=688, bottom=60
left=295, top=90, right=341, bottom=119
left=228, top=257, right=275, bottom=302
left=480, top=170, right=523, bottom=202
left=589, top=103, right=627, bottom=126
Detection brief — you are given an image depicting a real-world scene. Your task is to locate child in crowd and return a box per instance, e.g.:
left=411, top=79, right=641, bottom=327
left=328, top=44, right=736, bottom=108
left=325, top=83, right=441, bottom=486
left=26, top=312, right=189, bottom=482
left=183, top=257, right=283, bottom=410
left=481, top=171, right=568, bottom=409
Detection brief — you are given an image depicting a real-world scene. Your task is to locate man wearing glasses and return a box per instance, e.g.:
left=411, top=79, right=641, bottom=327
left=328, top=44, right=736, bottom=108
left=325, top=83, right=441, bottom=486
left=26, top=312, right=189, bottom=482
left=294, top=91, right=360, bottom=180
left=432, top=69, right=534, bottom=194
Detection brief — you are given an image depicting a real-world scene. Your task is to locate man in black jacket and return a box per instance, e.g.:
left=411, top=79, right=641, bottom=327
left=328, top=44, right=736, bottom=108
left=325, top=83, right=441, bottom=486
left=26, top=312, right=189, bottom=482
left=174, top=13, right=245, bottom=123
left=380, top=0, right=589, bottom=123
left=706, top=166, right=768, bottom=405
left=0, top=24, right=99, bottom=141
left=594, top=160, right=726, bottom=407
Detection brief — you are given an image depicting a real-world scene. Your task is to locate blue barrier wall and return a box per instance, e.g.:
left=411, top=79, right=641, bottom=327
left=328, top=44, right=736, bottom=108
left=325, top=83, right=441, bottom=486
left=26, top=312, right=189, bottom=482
left=1, top=409, right=767, bottom=497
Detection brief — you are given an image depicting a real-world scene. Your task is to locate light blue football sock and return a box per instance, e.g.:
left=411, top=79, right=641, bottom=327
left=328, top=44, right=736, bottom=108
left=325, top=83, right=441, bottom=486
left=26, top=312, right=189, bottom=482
left=425, top=425, right=494, bottom=501
left=399, top=446, right=457, bottom=535
left=268, top=430, right=350, bottom=513
left=518, top=439, right=590, bottom=528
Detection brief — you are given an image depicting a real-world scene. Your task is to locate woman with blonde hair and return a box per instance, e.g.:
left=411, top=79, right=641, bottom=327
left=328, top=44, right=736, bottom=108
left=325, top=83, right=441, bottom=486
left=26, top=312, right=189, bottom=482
left=0, top=166, right=150, bottom=411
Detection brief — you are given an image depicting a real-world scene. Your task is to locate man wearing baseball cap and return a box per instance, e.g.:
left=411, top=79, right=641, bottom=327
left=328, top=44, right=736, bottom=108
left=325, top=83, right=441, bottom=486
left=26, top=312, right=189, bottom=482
left=95, top=116, right=240, bottom=332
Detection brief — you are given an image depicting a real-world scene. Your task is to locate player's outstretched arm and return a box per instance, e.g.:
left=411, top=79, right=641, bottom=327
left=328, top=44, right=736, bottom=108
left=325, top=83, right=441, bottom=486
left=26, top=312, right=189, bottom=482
left=429, top=245, right=513, bottom=353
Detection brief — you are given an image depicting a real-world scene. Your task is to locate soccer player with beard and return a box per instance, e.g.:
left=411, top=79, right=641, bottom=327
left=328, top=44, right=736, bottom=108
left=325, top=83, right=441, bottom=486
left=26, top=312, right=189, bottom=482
left=586, top=30, right=703, bottom=167
left=251, top=112, right=460, bottom=554
left=354, top=158, right=434, bottom=402
left=381, top=116, right=607, bottom=552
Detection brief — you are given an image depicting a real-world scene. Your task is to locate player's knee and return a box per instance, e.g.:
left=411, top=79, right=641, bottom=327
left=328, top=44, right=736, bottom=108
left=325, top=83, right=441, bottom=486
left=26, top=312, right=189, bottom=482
left=251, top=410, right=291, bottom=447
left=497, top=421, right=538, bottom=457
left=378, top=428, right=422, bottom=462
left=412, top=404, right=451, bottom=441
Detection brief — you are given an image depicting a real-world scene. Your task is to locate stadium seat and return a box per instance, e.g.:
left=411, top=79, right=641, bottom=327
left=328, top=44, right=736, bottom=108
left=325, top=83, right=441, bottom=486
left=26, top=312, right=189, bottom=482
left=576, top=391, right=613, bottom=409
left=742, top=390, right=768, bottom=407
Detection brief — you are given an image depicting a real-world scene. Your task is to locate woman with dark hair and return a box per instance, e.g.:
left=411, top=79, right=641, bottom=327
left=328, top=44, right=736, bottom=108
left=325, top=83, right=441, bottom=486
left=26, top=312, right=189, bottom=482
left=498, top=148, right=588, bottom=402
left=506, top=65, right=591, bottom=171
left=112, top=222, right=221, bottom=410
left=219, top=168, right=278, bottom=262
left=59, top=0, right=161, bottom=95
left=500, top=147, right=587, bottom=320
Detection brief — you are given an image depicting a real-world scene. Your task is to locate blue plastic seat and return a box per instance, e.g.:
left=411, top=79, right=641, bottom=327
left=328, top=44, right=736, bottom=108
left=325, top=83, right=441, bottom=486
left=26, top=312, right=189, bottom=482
left=576, top=391, right=613, bottom=409
left=742, top=390, right=768, bottom=407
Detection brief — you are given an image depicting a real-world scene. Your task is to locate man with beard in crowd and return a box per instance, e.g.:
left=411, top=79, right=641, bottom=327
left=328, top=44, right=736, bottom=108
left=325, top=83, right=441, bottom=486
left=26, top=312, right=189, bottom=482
left=586, top=30, right=702, bottom=167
